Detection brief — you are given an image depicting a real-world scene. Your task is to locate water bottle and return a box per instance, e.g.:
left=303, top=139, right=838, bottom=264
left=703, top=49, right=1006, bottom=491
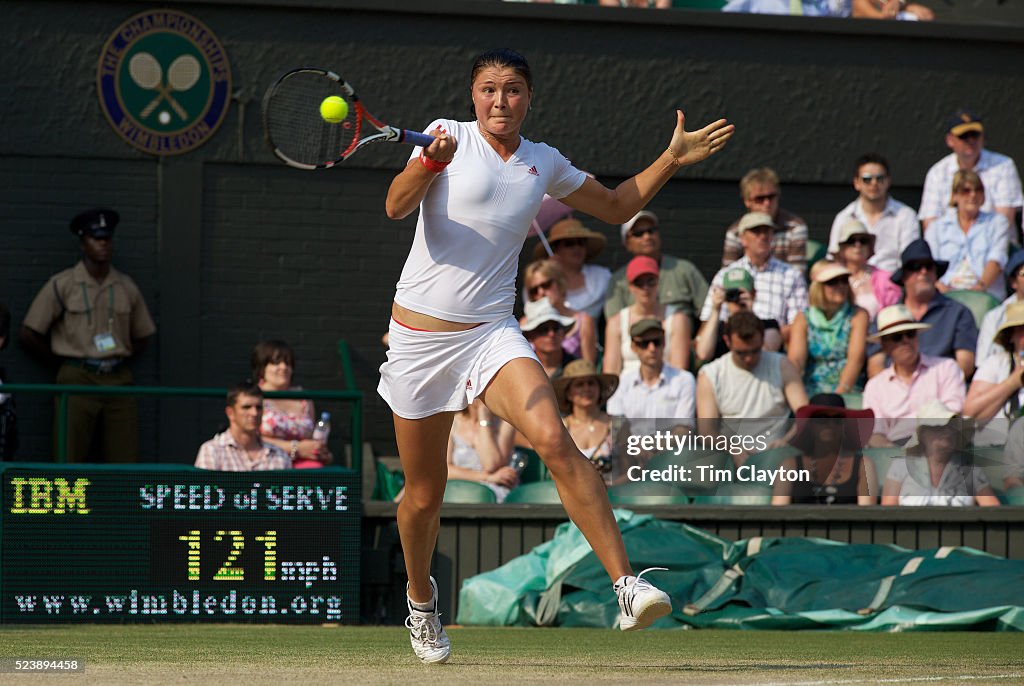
left=313, top=411, right=331, bottom=443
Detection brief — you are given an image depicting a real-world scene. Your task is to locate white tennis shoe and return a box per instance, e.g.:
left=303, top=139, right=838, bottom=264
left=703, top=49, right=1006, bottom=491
left=615, top=567, right=672, bottom=631
left=405, top=576, right=451, bottom=664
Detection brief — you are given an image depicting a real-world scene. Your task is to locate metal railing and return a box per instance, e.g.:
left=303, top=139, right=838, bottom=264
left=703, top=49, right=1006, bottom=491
left=1, top=384, right=363, bottom=472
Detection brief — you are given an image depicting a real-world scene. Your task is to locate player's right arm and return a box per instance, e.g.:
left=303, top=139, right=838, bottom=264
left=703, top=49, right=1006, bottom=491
left=385, top=130, right=457, bottom=220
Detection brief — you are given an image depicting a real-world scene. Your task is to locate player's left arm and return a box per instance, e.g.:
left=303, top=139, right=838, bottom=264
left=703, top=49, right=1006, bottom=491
left=562, top=110, right=734, bottom=224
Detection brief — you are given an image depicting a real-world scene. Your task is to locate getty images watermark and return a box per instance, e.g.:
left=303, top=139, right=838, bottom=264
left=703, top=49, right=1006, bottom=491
left=624, top=430, right=811, bottom=486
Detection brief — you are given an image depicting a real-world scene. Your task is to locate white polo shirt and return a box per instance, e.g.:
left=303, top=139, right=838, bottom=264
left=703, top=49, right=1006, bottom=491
left=828, top=196, right=921, bottom=273
left=394, top=119, right=586, bottom=323
left=918, top=149, right=1023, bottom=222
left=606, top=364, right=696, bottom=427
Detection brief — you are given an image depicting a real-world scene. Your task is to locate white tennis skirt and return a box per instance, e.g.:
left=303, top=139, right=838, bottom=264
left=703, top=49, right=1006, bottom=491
left=378, top=315, right=539, bottom=419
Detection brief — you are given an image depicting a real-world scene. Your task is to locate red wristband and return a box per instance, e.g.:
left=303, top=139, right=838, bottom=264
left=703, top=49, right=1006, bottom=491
left=419, top=151, right=450, bottom=174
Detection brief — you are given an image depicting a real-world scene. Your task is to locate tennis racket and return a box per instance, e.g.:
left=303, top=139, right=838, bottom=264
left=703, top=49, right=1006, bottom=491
left=262, top=68, right=436, bottom=170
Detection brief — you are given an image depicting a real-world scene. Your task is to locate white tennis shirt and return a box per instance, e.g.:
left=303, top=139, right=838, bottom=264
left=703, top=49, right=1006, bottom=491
left=394, top=119, right=587, bottom=323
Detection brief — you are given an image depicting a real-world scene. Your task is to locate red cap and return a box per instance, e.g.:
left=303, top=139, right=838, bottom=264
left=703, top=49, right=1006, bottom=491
left=626, top=255, right=660, bottom=283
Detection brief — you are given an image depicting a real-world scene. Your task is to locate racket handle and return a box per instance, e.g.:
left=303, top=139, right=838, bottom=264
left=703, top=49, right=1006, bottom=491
left=402, top=130, right=437, bottom=148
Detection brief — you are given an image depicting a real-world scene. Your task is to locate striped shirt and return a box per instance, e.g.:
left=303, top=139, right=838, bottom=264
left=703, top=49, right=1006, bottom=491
left=918, top=149, right=1023, bottom=222
left=195, top=431, right=292, bottom=471
left=701, top=256, right=809, bottom=325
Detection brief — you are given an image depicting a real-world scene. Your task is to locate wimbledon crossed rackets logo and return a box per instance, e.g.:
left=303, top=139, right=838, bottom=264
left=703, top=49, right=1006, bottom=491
left=97, top=10, right=232, bottom=155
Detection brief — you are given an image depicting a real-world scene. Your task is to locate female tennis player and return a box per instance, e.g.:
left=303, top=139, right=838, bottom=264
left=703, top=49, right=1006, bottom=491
left=380, top=48, right=734, bottom=664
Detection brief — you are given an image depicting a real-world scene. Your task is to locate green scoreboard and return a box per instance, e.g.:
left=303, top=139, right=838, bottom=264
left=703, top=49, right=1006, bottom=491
left=0, top=464, right=361, bottom=623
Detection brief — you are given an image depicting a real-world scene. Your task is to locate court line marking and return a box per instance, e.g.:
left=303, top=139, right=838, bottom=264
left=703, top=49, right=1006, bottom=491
left=757, top=673, right=1022, bottom=686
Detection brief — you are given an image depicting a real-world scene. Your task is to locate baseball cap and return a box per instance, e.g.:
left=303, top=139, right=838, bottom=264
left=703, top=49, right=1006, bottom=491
left=620, top=210, right=659, bottom=244
left=626, top=255, right=659, bottom=283
left=722, top=268, right=754, bottom=291
left=629, top=318, right=664, bottom=339
left=945, top=109, right=983, bottom=137
left=736, top=211, right=777, bottom=234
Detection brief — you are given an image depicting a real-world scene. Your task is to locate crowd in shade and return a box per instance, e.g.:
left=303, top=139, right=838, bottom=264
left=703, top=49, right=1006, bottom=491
left=433, top=108, right=1022, bottom=506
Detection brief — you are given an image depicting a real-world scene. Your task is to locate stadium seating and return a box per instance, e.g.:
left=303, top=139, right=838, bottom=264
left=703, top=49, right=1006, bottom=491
left=840, top=392, right=863, bottom=410
left=944, top=290, right=1000, bottom=328
left=1002, top=487, right=1024, bottom=505
left=806, top=238, right=827, bottom=267
left=861, top=446, right=905, bottom=483
left=608, top=480, right=691, bottom=506
left=512, top=448, right=550, bottom=484
left=744, top=445, right=800, bottom=471
left=443, top=479, right=498, bottom=504
left=503, top=480, right=562, bottom=504
left=691, top=482, right=773, bottom=505
left=644, top=448, right=732, bottom=494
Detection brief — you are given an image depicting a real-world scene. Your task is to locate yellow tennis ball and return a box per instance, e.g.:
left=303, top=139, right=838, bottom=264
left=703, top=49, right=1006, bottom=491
left=320, top=96, right=349, bottom=124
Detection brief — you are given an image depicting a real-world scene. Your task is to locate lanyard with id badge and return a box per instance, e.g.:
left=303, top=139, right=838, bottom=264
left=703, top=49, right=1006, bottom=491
left=82, top=283, right=118, bottom=354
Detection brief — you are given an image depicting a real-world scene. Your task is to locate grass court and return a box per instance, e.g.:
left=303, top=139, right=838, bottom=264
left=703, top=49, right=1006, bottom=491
left=2, top=625, right=1022, bottom=685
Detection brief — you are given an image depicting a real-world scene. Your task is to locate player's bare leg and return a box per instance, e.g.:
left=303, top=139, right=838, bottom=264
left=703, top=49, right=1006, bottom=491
left=393, top=411, right=455, bottom=663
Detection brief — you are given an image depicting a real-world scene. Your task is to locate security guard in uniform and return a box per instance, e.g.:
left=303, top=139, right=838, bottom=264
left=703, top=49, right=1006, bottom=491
left=19, top=208, right=156, bottom=462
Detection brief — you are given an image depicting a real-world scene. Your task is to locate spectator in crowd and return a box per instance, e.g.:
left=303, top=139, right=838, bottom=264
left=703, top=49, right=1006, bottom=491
left=772, top=394, right=878, bottom=506
left=535, top=217, right=611, bottom=320
left=1002, top=417, right=1024, bottom=491
left=603, top=256, right=689, bottom=375
left=866, top=240, right=977, bottom=380
left=696, top=312, right=808, bottom=463
left=852, top=0, right=934, bottom=20
left=827, top=153, right=921, bottom=274
left=722, top=168, right=807, bottom=273
left=925, top=170, right=1010, bottom=300
left=521, top=297, right=577, bottom=378
left=919, top=110, right=1023, bottom=236
left=723, top=0, right=932, bottom=18
left=964, top=301, right=1024, bottom=446
left=554, top=359, right=632, bottom=486
left=522, top=259, right=597, bottom=363
left=830, top=219, right=902, bottom=319
left=787, top=261, right=869, bottom=396
left=703, top=211, right=809, bottom=344
left=603, top=210, right=708, bottom=326
left=251, top=339, right=333, bottom=469
left=195, top=381, right=291, bottom=471
left=446, top=400, right=518, bottom=502
left=977, top=250, right=1024, bottom=366
left=863, top=305, right=966, bottom=446
left=600, top=0, right=671, bottom=6
left=694, top=267, right=782, bottom=364
left=607, top=319, right=696, bottom=433
left=881, top=401, right=999, bottom=506
left=19, top=208, right=156, bottom=462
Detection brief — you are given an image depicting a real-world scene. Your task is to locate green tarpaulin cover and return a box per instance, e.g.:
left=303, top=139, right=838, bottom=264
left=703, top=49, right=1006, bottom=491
left=457, top=510, right=1024, bottom=631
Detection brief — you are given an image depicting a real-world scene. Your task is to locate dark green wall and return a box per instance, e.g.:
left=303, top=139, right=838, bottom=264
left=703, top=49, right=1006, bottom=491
left=3, top=0, right=1022, bottom=460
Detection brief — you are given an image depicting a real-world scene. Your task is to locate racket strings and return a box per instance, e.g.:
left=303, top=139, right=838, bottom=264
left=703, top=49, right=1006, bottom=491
left=264, top=71, right=357, bottom=167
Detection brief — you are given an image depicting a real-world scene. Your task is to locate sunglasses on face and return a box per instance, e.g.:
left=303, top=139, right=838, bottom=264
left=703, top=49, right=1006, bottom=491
left=632, top=337, right=664, bottom=349
left=957, top=186, right=983, bottom=196
left=527, top=279, right=554, bottom=299
left=844, top=236, right=873, bottom=247
left=859, top=173, right=888, bottom=184
left=629, top=226, right=658, bottom=239
left=556, top=238, right=588, bottom=249
left=957, top=131, right=982, bottom=141
left=632, top=276, right=659, bottom=289
left=824, top=277, right=849, bottom=287
left=904, top=261, right=935, bottom=274
left=884, top=330, right=917, bottom=344
left=529, top=322, right=563, bottom=337
left=748, top=192, right=778, bottom=204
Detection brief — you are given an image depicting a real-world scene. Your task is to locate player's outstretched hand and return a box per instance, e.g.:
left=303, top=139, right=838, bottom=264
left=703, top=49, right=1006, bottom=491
left=667, top=110, right=735, bottom=167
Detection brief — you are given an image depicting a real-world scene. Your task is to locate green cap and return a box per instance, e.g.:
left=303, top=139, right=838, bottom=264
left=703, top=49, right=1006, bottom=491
left=722, top=268, right=754, bottom=291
